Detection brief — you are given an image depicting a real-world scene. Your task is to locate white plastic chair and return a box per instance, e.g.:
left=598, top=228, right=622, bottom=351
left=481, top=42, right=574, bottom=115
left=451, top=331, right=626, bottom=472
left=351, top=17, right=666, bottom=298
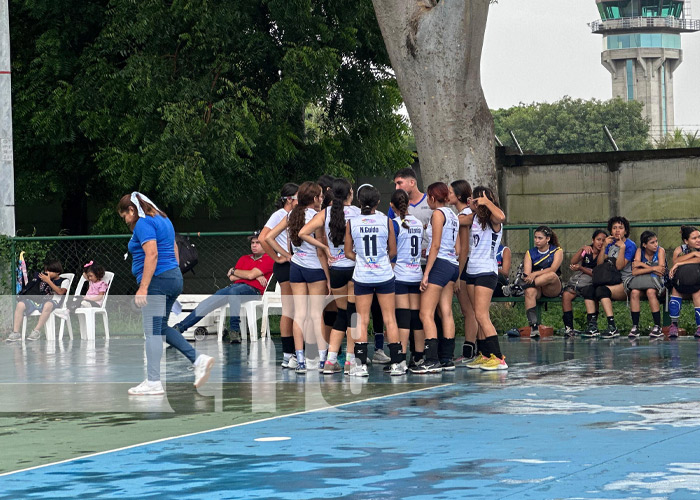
left=216, top=277, right=277, bottom=342
left=71, top=271, right=115, bottom=340
left=22, top=273, right=74, bottom=340
left=260, top=282, right=282, bottom=338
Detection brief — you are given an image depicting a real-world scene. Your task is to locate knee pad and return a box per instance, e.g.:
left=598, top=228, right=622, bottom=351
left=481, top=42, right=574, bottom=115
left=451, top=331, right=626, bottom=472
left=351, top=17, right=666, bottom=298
left=410, top=309, right=423, bottom=331
left=346, top=302, right=357, bottom=328
left=669, top=296, right=682, bottom=318
left=595, top=286, right=612, bottom=300
left=580, top=285, right=595, bottom=301
left=323, top=310, right=337, bottom=328
left=396, top=308, right=411, bottom=330
left=333, top=308, right=348, bottom=332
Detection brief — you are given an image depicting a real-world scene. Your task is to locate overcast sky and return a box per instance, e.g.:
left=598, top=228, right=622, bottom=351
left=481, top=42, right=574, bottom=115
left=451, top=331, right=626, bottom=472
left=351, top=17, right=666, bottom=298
left=481, top=0, right=700, bottom=134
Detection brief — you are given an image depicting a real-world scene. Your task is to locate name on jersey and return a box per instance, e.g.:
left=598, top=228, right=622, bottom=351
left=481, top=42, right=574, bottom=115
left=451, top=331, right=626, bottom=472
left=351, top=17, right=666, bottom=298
left=360, top=226, right=380, bottom=234
left=407, top=228, right=422, bottom=235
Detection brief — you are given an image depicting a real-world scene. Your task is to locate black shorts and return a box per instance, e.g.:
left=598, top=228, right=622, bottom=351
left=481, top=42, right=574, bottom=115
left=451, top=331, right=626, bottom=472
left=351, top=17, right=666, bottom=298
left=273, top=261, right=291, bottom=283
left=329, top=267, right=354, bottom=289
left=354, top=278, right=395, bottom=296
left=464, top=272, right=499, bottom=290
left=395, top=281, right=421, bottom=295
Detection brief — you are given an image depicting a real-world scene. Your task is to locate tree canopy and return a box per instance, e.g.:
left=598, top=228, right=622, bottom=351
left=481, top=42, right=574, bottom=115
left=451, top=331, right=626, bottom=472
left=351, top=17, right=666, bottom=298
left=11, top=0, right=411, bottom=233
left=492, top=97, right=651, bottom=155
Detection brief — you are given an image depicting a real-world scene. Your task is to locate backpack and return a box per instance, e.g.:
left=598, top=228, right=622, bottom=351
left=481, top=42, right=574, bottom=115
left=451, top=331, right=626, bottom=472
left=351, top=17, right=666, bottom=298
left=175, top=233, right=199, bottom=274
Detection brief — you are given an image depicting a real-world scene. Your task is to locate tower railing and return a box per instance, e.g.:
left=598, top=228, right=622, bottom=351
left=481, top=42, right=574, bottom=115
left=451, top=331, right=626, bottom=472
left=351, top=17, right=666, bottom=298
left=590, top=16, right=700, bottom=33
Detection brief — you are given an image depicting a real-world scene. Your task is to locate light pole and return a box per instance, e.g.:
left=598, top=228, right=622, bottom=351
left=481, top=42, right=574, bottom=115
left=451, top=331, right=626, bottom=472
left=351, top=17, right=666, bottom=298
left=0, top=0, right=14, bottom=237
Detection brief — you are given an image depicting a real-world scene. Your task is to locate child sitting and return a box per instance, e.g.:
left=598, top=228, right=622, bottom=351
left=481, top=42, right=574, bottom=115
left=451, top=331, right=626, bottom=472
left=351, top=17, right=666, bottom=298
left=55, top=262, right=108, bottom=319
left=7, top=259, right=68, bottom=342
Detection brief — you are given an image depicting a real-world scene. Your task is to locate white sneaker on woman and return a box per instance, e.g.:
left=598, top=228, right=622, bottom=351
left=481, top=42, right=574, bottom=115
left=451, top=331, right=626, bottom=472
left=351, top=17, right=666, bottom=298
left=194, top=354, right=215, bottom=388
left=128, top=380, right=165, bottom=396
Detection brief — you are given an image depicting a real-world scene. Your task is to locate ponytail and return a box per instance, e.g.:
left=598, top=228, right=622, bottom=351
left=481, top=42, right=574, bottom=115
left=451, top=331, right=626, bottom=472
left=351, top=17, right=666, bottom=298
left=328, top=178, right=352, bottom=247
left=391, top=189, right=410, bottom=229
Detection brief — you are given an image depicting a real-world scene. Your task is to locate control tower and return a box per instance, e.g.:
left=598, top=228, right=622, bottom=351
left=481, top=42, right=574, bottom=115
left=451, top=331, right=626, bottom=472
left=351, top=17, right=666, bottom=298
left=591, top=0, right=699, bottom=140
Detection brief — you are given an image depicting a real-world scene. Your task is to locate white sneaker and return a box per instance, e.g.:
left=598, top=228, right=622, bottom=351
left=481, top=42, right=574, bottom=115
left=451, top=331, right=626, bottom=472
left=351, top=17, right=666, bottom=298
left=27, top=330, right=41, bottom=341
left=282, top=354, right=298, bottom=369
left=193, top=354, right=215, bottom=388
left=348, top=359, right=369, bottom=377
left=372, top=349, right=391, bottom=364
left=390, top=360, right=408, bottom=376
left=6, top=332, right=21, bottom=342
left=54, top=309, right=70, bottom=320
left=306, top=358, right=320, bottom=371
left=128, top=380, right=165, bottom=396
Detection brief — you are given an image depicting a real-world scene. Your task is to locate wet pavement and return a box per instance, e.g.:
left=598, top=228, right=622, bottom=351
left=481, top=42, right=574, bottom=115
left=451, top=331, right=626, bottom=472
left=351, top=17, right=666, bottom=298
left=2, top=336, right=700, bottom=498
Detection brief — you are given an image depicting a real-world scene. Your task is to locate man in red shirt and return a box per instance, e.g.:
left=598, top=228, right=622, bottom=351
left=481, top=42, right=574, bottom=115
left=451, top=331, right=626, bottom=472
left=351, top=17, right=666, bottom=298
left=174, top=231, right=273, bottom=343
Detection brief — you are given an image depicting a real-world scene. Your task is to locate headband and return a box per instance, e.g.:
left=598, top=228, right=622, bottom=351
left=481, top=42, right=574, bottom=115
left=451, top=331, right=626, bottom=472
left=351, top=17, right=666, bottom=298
left=131, top=192, right=161, bottom=218
left=357, top=183, right=373, bottom=193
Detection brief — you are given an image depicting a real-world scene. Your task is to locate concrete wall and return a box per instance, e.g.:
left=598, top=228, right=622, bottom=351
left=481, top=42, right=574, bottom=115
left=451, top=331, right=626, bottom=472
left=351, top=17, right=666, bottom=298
left=497, top=147, right=700, bottom=224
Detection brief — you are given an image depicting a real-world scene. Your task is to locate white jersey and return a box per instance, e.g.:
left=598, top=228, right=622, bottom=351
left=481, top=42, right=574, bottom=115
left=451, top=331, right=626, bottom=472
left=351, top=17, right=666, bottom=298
left=466, top=214, right=502, bottom=276
left=409, top=194, right=433, bottom=251
left=325, top=205, right=360, bottom=269
left=291, top=208, right=322, bottom=269
left=426, top=207, right=459, bottom=266
left=350, top=213, right=394, bottom=284
left=264, top=208, right=290, bottom=253
left=393, top=215, right=424, bottom=283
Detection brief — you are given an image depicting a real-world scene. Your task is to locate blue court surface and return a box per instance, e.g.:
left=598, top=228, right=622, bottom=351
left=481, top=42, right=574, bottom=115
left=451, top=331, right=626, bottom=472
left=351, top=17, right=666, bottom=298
left=2, top=336, right=700, bottom=499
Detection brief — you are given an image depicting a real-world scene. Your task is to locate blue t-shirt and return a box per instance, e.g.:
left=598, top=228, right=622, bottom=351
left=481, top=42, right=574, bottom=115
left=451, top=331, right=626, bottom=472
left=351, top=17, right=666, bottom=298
left=605, top=240, right=637, bottom=263
left=128, top=215, right=179, bottom=283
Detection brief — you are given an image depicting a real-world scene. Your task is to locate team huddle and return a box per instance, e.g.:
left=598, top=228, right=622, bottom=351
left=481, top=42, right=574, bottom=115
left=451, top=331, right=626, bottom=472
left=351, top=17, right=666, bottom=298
left=259, top=168, right=508, bottom=377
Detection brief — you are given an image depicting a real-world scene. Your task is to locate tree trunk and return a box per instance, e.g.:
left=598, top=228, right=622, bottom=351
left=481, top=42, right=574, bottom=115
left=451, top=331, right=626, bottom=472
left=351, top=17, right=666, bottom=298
left=372, top=0, right=495, bottom=191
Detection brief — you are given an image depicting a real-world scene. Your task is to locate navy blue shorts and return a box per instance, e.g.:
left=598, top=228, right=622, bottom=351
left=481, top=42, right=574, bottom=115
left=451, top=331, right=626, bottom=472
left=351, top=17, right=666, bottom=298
left=273, top=261, right=291, bottom=283
left=19, top=298, right=46, bottom=316
left=464, top=272, right=499, bottom=290
left=289, top=263, right=326, bottom=284
left=395, top=281, right=421, bottom=295
left=427, top=258, right=459, bottom=287
left=354, top=278, right=395, bottom=296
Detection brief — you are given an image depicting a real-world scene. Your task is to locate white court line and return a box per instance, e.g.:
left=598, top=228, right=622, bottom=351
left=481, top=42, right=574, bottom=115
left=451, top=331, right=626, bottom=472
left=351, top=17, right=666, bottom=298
left=0, top=383, right=453, bottom=478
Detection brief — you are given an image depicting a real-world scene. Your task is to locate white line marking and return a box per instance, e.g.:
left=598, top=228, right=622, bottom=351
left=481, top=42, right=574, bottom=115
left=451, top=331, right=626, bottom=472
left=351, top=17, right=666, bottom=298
left=254, top=437, right=291, bottom=442
left=0, top=383, right=451, bottom=478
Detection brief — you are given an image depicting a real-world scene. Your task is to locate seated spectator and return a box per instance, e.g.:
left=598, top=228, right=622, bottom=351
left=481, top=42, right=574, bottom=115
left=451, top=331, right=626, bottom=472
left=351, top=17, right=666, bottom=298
left=6, top=259, right=69, bottom=342
left=626, top=231, right=666, bottom=339
left=55, top=262, right=108, bottom=319
left=174, top=231, right=273, bottom=343
left=668, top=226, right=700, bottom=339
left=561, top=230, right=607, bottom=337
left=582, top=216, right=637, bottom=339
left=522, top=226, right=563, bottom=338
left=492, top=244, right=512, bottom=298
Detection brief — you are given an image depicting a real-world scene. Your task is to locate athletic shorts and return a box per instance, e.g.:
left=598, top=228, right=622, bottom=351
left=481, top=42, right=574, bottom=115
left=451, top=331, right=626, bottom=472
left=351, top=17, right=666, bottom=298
left=289, top=262, right=326, bottom=284
left=273, top=261, right=291, bottom=283
left=395, top=281, right=421, bottom=295
left=464, top=272, right=499, bottom=290
left=18, top=298, right=45, bottom=316
left=427, top=258, right=459, bottom=287
left=354, top=278, right=395, bottom=296
left=329, top=267, right=354, bottom=289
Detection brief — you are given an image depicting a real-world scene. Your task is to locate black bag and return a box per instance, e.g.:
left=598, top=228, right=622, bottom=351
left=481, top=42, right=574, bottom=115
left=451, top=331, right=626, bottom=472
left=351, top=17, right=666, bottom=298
left=676, top=263, right=700, bottom=288
left=592, top=259, right=622, bottom=287
left=18, top=272, right=42, bottom=296
left=175, top=233, right=199, bottom=274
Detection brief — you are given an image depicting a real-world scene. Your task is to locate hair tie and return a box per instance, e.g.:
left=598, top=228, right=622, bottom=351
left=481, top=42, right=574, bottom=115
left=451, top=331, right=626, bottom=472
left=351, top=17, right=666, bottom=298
left=84, top=261, right=93, bottom=268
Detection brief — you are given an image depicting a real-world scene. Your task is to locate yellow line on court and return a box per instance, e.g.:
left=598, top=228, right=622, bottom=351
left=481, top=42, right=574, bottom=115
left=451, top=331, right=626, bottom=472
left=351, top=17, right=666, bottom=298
left=0, top=383, right=453, bottom=478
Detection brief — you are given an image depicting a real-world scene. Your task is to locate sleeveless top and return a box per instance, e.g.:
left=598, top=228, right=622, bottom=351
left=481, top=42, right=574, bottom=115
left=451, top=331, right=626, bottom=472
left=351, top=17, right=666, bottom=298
left=528, top=245, right=562, bottom=275
left=641, top=247, right=660, bottom=266
left=264, top=208, right=290, bottom=253
left=393, top=215, right=424, bottom=283
left=290, top=208, right=322, bottom=269
left=350, top=213, right=394, bottom=284
left=426, top=207, right=459, bottom=266
left=325, top=205, right=361, bottom=269
left=466, top=214, right=502, bottom=276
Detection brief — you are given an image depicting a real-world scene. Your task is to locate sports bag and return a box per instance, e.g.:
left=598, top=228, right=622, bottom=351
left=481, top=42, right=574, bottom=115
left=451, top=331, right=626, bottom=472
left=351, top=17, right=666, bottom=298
left=592, top=259, right=622, bottom=287
left=625, top=273, right=664, bottom=292
left=675, top=263, right=700, bottom=288
left=175, top=233, right=199, bottom=274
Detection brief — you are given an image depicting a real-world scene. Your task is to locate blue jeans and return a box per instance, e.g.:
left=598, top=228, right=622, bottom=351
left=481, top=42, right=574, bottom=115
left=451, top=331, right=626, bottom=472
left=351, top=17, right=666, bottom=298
left=176, top=282, right=260, bottom=332
left=141, top=267, right=197, bottom=381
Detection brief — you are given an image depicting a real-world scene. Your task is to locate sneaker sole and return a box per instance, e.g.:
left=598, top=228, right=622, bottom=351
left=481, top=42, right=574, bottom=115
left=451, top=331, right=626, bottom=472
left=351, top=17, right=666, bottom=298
left=480, top=365, right=508, bottom=371
left=128, top=391, right=165, bottom=396
left=194, top=357, right=216, bottom=388
left=441, top=365, right=456, bottom=371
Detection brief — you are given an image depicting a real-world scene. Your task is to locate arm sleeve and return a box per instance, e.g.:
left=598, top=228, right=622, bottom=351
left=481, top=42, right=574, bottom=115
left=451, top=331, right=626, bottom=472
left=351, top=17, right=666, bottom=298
left=625, top=243, right=637, bottom=262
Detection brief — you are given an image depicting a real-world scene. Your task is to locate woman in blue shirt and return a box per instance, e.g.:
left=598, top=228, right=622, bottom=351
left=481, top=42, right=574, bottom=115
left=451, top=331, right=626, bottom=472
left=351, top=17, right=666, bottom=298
left=118, top=192, right=214, bottom=396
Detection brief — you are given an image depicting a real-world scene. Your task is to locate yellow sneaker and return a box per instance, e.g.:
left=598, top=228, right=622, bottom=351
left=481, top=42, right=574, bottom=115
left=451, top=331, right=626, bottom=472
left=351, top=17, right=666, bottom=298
left=465, top=353, right=488, bottom=370
left=480, top=354, right=508, bottom=371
